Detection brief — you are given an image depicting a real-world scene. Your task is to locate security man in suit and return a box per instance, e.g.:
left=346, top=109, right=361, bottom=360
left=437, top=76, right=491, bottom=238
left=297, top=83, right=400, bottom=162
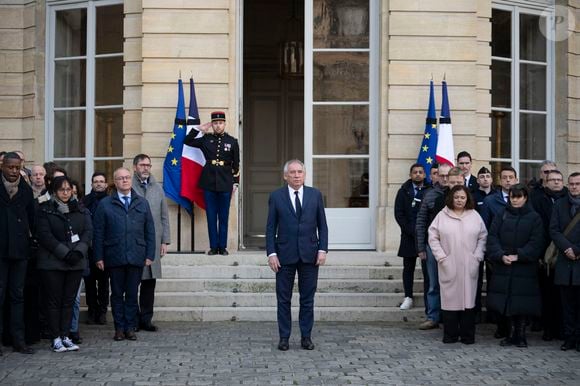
left=457, top=151, right=479, bottom=193
left=184, top=111, right=240, bottom=255
left=266, top=159, right=329, bottom=351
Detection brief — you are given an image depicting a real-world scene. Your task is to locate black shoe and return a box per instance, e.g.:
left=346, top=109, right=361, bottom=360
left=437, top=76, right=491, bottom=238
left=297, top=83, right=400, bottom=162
left=442, top=336, right=459, bottom=344
left=460, top=337, right=475, bottom=345
left=125, top=331, right=137, bottom=341
left=114, top=330, right=125, bottom=341
left=96, top=313, right=107, bottom=325
left=561, top=340, right=575, bottom=351
left=494, top=326, right=508, bottom=339
left=542, top=331, right=554, bottom=341
left=219, top=248, right=229, bottom=256
left=69, top=332, right=83, bottom=345
left=301, top=337, right=315, bottom=350
left=13, top=344, right=35, bottom=354
left=208, top=248, right=218, bottom=256
left=278, top=338, right=289, bottom=351
left=500, top=337, right=514, bottom=347
left=139, top=322, right=158, bottom=332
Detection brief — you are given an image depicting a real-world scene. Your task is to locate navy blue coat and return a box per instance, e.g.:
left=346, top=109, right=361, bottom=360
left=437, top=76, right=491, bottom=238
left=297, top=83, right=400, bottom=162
left=92, top=190, right=156, bottom=268
left=394, top=179, right=428, bottom=258
left=266, top=185, right=328, bottom=265
left=480, top=190, right=508, bottom=229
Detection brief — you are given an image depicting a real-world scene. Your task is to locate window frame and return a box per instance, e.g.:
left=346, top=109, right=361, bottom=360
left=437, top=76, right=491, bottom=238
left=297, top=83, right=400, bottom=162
left=45, top=0, right=124, bottom=189
left=491, top=1, right=555, bottom=179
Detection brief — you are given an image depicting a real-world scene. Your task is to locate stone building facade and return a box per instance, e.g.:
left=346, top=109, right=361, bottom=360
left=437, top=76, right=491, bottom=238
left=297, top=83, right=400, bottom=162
left=0, top=0, right=578, bottom=252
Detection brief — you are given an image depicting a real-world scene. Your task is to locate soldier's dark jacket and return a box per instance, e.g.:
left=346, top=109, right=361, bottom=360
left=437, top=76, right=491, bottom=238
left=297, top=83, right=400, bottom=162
left=184, top=129, right=240, bottom=192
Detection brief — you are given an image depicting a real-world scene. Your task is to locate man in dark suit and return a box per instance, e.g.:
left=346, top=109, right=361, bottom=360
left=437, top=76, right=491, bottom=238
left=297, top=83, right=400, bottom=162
left=457, top=151, right=478, bottom=192
left=266, top=159, right=328, bottom=351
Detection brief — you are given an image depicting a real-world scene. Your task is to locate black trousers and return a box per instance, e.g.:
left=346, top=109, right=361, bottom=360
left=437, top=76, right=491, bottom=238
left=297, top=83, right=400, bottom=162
left=139, top=278, right=156, bottom=325
left=402, top=257, right=429, bottom=307
left=442, top=308, right=476, bottom=343
left=24, top=263, right=41, bottom=344
left=539, top=266, right=562, bottom=337
left=84, top=263, right=109, bottom=318
left=560, top=285, right=580, bottom=342
left=0, top=259, right=28, bottom=346
left=41, top=270, right=83, bottom=339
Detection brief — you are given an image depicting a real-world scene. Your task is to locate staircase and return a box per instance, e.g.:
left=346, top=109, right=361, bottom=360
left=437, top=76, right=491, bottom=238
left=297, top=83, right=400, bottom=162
left=148, top=251, right=426, bottom=322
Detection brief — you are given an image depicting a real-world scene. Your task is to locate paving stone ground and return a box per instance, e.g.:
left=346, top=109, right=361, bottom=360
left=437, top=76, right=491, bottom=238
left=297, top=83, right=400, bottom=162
left=1, top=321, right=579, bottom=385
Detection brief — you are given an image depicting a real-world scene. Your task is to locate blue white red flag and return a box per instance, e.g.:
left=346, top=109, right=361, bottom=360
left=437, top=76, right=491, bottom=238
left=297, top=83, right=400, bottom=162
left=436, top=80, right=455, bottom=167
left=416, top=80, right=438, bottom=183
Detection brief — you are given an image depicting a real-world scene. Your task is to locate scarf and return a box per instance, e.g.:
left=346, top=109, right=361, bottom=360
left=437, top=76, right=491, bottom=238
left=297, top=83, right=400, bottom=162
left=569, top=192, right=580, bottom=217
left=2, top=174, right=20, bottom=199
left=545, top=187, right=567, bottom=202
left=53, top=197, right=70, bottom=214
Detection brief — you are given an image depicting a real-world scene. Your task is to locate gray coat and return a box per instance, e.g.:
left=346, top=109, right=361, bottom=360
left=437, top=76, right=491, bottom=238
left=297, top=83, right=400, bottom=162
left=132, top=174, right=171, bottom=279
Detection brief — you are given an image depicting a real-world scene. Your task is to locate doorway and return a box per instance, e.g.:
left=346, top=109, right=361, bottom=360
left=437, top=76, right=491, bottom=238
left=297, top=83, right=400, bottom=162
left=242, top=0, right=304, bottom=249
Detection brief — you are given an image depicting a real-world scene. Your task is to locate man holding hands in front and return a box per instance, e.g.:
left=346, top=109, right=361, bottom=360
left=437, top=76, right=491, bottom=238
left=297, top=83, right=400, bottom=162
left=266, top=160, right=328, bottom=351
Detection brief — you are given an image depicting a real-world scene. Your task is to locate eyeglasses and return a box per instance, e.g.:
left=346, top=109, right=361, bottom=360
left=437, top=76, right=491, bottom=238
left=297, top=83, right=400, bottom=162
left=137, top=164, right=152, bottom=168
left=114, top=176, right=131, bottom=181
left=547, top=178, right=563, bottom=183
left=543, top=169, right=557, bottom=174
left=57, top=188, right=72, bottom=193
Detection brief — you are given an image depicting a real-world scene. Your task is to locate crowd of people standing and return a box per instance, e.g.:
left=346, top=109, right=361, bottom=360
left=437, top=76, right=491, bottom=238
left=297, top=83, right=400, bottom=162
left=395, top=152, right=580, bottom=350
left=0, top=150, right=168, bottom=354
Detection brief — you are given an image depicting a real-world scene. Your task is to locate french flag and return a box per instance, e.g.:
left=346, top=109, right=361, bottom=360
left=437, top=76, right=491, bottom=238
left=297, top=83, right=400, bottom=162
left=436, top=80, right=455, bottom=166
left=180, top=78, right=206, bottom=210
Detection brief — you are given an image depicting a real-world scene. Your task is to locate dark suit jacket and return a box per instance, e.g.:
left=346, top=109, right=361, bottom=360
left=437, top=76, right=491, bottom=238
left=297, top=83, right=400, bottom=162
left=266, top=185, right=328, bottom=265
left=466, top=175, right=479, bottom=192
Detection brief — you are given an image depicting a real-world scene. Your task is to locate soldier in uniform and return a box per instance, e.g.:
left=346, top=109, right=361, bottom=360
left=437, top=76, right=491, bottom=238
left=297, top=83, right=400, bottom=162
left=184, top=111, right=240, bottom=255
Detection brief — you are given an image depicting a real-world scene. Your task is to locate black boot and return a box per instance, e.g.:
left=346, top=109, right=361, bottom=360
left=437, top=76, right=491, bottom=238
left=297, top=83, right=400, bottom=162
left=515, top=317, right=528, bottom=348
left=499, top=318, right=515, bottom=346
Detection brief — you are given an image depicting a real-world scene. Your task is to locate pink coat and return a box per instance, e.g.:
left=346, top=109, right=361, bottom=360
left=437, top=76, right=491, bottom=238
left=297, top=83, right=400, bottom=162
left=428, top=207, right=488, bottom=311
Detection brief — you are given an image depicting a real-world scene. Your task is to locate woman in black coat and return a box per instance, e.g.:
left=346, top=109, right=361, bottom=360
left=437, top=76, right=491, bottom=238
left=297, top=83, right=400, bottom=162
left=35, top=176, right=92, bottom=353
left=486, top=184, right=544, bottom=348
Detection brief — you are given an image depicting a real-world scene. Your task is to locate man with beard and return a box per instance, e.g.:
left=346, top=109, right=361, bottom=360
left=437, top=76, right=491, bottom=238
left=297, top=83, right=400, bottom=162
left=82, top=172, right=110, bottom=325
left=395, top=163, right=429, bottom=311
left=532, top=169, right=568, bottom=341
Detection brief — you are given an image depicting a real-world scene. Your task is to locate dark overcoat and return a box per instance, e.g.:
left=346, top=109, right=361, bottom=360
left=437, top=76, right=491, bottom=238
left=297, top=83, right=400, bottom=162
left=35, top=199, right=92, bottom=271
left=550, top=198, right=580, bottom=286
left=486, top=203, right=544, bottom=316
left=394, top=179, right=428, bottom=258
left=0, top=177, right=35, bottom=260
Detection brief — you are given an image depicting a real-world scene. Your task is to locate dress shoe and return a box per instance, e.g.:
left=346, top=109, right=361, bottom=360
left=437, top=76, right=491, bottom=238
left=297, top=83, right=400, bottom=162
left=13, top=344, right=35, bottom=354
left=301, top=337, right=315, bottom=350
left=561, top=340, right=576, bottom=351
left=139, top=322, right=158, bottom=332
left=207, top=248, right=218, bottom=255
left=442, top=336, right=459, bottom=344
left=278, top=338, right=289, bottom=351
left=96, top=313, right=107, bottom=325
left=69, top=332, right=83, bottom=345
left=114, top=330, right=125, bottom=341
left=418, top=320, right=439, bottom=330
left=219, top=248, right=229, bottom=256
left=125, top=330, right=137, bottom=340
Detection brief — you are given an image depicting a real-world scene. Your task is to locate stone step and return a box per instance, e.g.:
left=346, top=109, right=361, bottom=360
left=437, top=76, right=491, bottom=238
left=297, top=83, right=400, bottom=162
left=161, top=265, right=422, bottom=280
left=153, top=278, right=423, bottom=293
left=138, top=292, right=426, bottom=308
left=148, top=306, right=426, bottom=322
left=162, top=251, right=403, bottom=267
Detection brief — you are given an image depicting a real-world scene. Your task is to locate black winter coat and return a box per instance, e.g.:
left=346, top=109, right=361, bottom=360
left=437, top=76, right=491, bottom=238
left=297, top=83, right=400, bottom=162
left=35, top=199, right=92, bottom=271
left=530, top=187, right=568, bottom=255
left=394, top=179, right=428, bottom=258
left=550, top=197, right=580, bottom=286
left=486, top=203, right=544, bottom=316
left=0, top=177, right=35, bottom=260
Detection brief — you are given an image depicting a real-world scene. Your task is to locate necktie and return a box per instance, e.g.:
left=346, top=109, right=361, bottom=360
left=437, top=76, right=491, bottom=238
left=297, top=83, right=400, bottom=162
left=122, top=196, right=130, bottom=210
left=294, top=191, right=302, bottom=218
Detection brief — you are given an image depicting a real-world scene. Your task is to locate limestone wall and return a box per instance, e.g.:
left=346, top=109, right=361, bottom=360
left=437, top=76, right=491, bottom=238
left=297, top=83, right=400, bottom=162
left=0, top=0, right=44, bottom=165
left=568, top=0, right=580, bottom=173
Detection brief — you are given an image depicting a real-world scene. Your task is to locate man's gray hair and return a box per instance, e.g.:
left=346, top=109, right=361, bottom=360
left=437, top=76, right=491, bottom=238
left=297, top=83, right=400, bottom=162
left=113, top=167, right=131, bottom=178
left=283, top=159, right=305, bottom=174
left=540, top=160, right=557, bottom=168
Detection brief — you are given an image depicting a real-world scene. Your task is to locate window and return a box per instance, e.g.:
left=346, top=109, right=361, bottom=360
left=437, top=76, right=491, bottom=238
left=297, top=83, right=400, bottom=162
left=47, top=0, right=124, bottom=189
left=491, top=3, right=554, bottom=183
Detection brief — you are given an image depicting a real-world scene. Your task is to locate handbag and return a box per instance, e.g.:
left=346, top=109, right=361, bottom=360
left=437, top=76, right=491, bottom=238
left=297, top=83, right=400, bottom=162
left=545, top=211, right=580, bottom=272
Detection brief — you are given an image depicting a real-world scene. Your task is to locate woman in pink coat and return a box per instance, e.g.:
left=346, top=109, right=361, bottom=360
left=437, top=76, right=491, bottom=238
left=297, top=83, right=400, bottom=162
left=428, top=185, right=488, bottom=344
